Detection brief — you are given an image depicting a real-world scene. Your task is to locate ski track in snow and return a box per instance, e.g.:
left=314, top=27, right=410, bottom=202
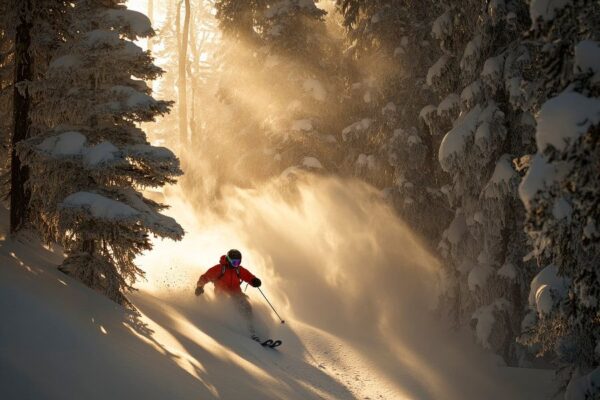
left=0, top=202, right=556, bottom=400
left=128, top=288, right=400, bottom=400
left=298, top=325, right=399, bottom=400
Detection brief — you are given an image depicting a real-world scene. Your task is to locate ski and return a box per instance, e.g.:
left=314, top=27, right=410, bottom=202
left=251, top=335, right=282, bottom=349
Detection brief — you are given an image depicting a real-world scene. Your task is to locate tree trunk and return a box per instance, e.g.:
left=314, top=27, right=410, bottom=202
left=178, top=0, right=191, bottom=147
left=10, top=0, right=32, bottom=233
left=189, top=14, right=198, bottom=146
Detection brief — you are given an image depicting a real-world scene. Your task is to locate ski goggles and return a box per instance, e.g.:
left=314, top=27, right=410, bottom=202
left=228, top=257, right=241, bottom=267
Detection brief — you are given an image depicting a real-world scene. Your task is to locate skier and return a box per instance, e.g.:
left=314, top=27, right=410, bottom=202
left=195, top=249, right=262, bottom=335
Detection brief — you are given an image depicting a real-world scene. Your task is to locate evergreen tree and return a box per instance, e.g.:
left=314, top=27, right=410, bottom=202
left=423, top=0, right=537, bottom=365
left=0, top=0, right=70, bottom=231
left=518, top=0, right=600, bottom=394
left=0, top=4, right=15, bottom=182
left=259, top=0, right=344, bottom=176
left=210, top=0, right=345, bottom=188
left=335, top=0, right=450, bottom=244
left=18, top=0, right=183, bottom=307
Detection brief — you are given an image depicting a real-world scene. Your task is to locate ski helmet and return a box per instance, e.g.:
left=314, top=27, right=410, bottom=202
left=227, top=249, right=242, bottom=267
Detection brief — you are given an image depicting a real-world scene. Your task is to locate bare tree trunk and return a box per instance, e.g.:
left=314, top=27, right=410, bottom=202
left=176, top=1, right=181, bottom=55
left=189, top=14, right=198, bottom=146
left=10, top=0, right=32, bottom=233
left=178, top=0, right=190, bottom=146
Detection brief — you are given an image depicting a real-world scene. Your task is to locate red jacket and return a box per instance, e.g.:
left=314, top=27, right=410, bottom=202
left=197, top=255, right=257, bottom=294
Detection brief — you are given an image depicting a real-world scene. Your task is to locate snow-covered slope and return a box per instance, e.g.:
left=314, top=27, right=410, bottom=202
left=1, top=177, right=556, bottom=399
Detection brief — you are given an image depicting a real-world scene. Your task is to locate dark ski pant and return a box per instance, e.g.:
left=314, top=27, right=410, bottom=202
left=231, top=293, right=256, bottom=336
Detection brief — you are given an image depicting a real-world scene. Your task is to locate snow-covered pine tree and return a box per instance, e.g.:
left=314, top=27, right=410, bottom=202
left=0, top=1, right=70, bottom=230
left=517, top=0, right=600, bottom=395
left=0, top=5, right=14, bottom=177
left=335, top=0, right=450, bottom=244
left=211, top=0, right=344, bottom=186
left=258, top=0, right=343, bottom=176
left=208, top=0, right=271, bottom=186
left=17, top=0, right=183, bottom=307
left=424, top=1, right=538, bottom=365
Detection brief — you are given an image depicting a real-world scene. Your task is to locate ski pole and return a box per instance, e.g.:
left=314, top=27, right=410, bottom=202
left=257, top=287, right=285, bottom=324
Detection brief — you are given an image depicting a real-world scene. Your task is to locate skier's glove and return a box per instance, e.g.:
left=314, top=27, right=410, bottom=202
left=250, top=278, right=262, bottom=288
left=195, top=286, right=204, bottom=296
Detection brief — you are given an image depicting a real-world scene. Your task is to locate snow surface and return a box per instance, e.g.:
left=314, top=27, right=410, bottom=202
left=85, top=30, right=121, bottom=48
left=535, top=91, right=600, bottom=152
left=438, top=101, right=506, bottom=172
left=528, top=264, right=569, bottom=315
left=341, top=118, right=372, bottom=141
left=0, top=178, right=556, bottom=400
left=119, top=188, right=183, bottom=239
left=461, top=80, right=482, bottom=106
left=120, top=41, right=144, bottom=57
left=482, top=155, right=516, bottom=199
left=36, top=132, right=176, bottom=170
left=566, top=367, right=600, bottom=400
left=48, top=55, right=82, bottom=71
left=431, top=11, right=452, bottom=40
left=101, top=9, right=153, bottom=38
left=111, top=85, right=157, bottom=109
left=468, top=264, right=495, bottom=291
left=438, top=105, right=482, bottom=171
left=356, top=154, right=376, bottom=170
left=437, top=93, right=460, bottom=116
left=419, top=105, right=437, bottom=123
left=552, top=197, right=572, bottom=220
left=442, top=209, right=467, bottom=245
left=302, top=157, right=323, bottom=169
left=61, top=192, right=139, bottom=220
left=38, top=132, right=119, bottom=167
left=574, top=40, right=600, bottom=74
left=291, top=119, right=313, bottom=132
left=481, top=56, right=504, bottom=85
left=382, top=102, right=396, bottom=114
left=472, top=299, right=510, bottom=349
left=303, top=79, right=326, bottom=102
left=489, top=155, right=515, bottom=184
left=84, top=141, right=119, bottom=166
left=126, top=144, right=176, bottom=160
left=497, top=263, right=517, bottom=280
left=529, top=0, right=571, bottom=22
left=461, top=36, right=482, bottom=70
left=507, top=77, right=524, bottom=106
left=407, top=135, right=422, bottom=146
left=38, top=131, right=87, bottom=156
left=427, top=55, right=450, bottom=86
left=518, top=154, right=560, bottom=209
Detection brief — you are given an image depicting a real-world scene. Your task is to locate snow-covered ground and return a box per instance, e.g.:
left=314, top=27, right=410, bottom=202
left=1, top=177, right=556, bottom=399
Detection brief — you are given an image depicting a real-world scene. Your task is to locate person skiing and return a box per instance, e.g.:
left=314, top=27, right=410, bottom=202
left=195, top=249, right=262, bottom=334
